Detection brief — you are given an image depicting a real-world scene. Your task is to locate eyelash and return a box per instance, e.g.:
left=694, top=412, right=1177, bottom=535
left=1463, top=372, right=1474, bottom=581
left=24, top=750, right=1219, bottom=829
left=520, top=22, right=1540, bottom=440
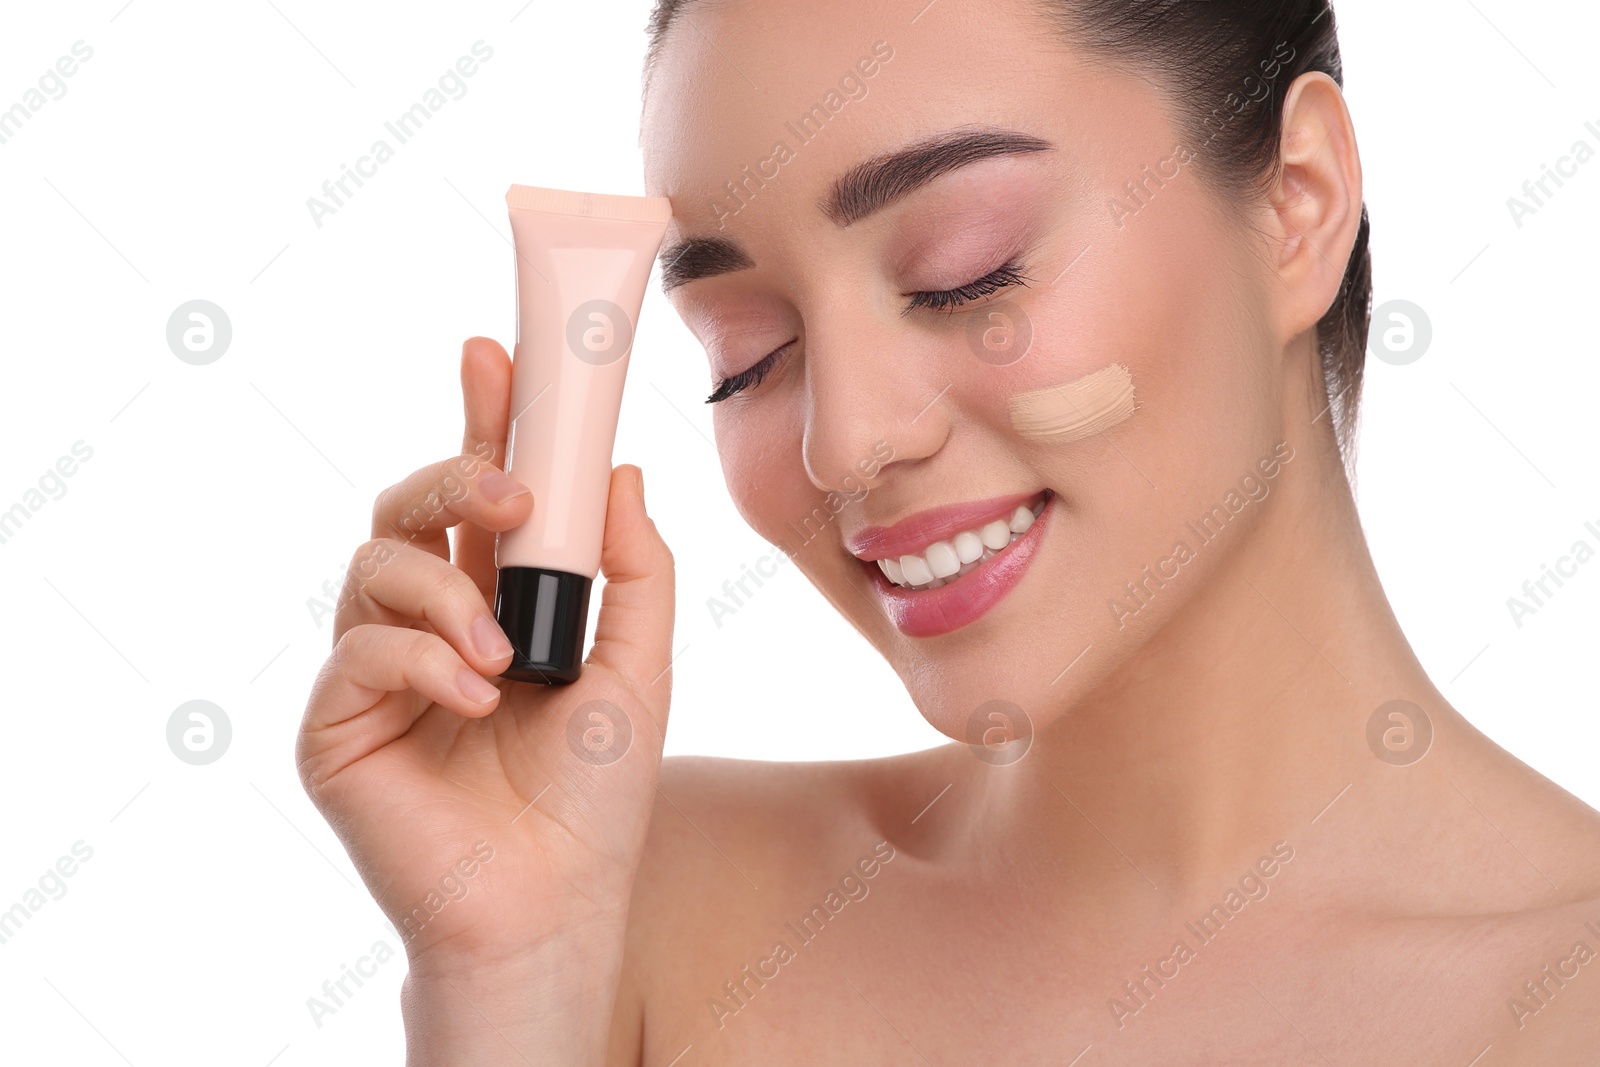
left=704, top=259, right=1033, bottom=404
left=902, top=259, right=1032, bottom=314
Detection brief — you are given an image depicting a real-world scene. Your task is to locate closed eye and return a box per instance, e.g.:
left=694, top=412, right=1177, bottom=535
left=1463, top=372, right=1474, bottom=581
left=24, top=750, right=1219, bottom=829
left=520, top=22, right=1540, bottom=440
left=706, top=341, right=795, bottom=404
left=902, top=259, right=1032, bottom=314
left=704, top=259, right=1033, bottom=404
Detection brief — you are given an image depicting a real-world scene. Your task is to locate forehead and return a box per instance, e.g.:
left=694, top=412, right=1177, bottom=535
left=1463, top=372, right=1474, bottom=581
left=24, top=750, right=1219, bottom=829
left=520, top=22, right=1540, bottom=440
left=640, top=0, right=1086, bottom=225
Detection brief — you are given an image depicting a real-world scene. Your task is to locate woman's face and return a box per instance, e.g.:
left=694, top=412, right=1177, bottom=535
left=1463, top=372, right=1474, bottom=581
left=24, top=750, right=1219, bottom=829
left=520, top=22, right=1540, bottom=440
left=643, top=0, right=1300, bottom=743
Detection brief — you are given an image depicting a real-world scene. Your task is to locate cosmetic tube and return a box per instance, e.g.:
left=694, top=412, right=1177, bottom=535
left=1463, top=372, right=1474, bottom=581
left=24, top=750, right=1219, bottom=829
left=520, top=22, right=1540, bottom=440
left=493, top=184, right=672, bottom=684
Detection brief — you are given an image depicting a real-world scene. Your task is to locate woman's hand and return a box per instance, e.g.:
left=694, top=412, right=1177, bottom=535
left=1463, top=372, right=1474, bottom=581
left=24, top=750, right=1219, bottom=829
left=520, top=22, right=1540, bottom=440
left=295, top=337, right=675, bottom=1062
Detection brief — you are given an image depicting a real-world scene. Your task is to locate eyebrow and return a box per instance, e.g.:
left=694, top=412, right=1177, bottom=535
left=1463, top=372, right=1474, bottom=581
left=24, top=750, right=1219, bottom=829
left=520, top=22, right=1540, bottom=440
left=658, top=126, right=1054, bottom=292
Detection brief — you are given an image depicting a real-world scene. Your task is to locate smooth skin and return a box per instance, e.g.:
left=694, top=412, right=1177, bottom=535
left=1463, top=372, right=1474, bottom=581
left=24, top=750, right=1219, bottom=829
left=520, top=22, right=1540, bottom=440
left=299, top=1, right=1600, bottom=1064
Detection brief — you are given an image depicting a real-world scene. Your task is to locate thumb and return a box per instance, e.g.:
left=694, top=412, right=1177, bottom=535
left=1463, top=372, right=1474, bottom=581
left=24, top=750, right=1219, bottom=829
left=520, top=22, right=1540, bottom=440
left=586, top=465, right=677, bottom=699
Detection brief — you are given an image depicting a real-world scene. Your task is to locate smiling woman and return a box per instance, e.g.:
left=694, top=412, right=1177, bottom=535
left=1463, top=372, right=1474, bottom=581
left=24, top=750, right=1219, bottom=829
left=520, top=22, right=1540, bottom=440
left=294, top=1, right=1600, bottom=1064
left=623, top=0, right=1600, bottom=1060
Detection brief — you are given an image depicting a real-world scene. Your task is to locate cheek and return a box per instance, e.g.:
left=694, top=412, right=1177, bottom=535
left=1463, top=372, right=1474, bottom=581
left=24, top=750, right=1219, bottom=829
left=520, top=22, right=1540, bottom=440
left=1007, top=183, right=1274, bottom=497
left=714, top=403, right=812, bottom=551
left=1115, top=210, right=1278, bottom=504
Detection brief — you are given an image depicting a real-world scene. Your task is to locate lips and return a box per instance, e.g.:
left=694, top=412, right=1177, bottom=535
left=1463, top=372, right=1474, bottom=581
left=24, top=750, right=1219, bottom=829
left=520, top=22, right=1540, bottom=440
left=856, top=489, right=1057, bottom=638
left=847, top=489, right=1048, bottom=562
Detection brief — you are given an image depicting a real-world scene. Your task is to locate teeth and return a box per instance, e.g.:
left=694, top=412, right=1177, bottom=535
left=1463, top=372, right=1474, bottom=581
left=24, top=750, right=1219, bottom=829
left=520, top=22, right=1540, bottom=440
left=925, top=541, right=961, bottom=579
left=979, top=520, right=1011, bottom=551
left=899, top=553, right=933, bottom=586
left=870, top=493, right=1049, bottom=592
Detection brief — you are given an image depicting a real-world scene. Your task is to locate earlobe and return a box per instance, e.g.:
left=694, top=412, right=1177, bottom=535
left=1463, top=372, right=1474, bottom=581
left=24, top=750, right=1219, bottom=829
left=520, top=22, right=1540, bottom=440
left=1269, top=72, right=1363, bottom=338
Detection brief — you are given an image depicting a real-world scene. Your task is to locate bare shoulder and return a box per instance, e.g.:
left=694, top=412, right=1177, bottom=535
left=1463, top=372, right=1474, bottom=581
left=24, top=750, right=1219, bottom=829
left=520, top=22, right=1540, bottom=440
left=611, top=747, right=950, bottom=1061
left=1467, top=887, right=1600, bottom=1066
left=1453, top=720, right=1600, bottom=895
left=1475, top=757, right=1600, bottom=1064
left=629, top=748, right=944, bottom=926
left=1347, top=730, right=1600, bottom=1064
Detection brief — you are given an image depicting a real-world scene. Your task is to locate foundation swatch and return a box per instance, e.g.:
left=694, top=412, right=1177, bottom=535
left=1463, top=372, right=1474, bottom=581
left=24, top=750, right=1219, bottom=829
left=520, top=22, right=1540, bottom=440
left=1008, top=362, right=1137, bottom=442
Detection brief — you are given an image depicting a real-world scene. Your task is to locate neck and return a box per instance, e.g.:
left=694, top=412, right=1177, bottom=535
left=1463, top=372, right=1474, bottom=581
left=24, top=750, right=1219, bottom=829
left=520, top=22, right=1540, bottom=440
left=971, top=412, right=1449, bottom=898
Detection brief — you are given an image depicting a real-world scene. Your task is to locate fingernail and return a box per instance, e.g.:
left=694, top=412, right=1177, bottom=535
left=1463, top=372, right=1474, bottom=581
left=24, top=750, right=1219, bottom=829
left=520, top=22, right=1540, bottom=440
left=480, top=472, right=530, bottom=504
left=635, top=467, right=646, bottom=507
left=458, top=668, right=501, bottom=705
left=473, top=615, right=515, bottom=660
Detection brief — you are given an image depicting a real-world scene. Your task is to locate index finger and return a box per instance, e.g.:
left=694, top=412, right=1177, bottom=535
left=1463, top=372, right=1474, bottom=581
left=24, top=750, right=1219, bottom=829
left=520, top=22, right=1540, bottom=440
left=460, top=336, right=513, bottom=467
left=456, top=336, right=517, bottom=598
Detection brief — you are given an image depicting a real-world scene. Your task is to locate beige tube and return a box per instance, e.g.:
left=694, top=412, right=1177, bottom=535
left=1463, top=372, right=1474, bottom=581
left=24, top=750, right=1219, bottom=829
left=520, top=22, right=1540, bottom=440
left=493, top=184, right=672, bottom=684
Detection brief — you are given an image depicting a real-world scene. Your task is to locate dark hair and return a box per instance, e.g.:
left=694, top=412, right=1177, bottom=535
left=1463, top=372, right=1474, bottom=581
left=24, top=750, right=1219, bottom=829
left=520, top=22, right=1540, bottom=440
left=643, top=0, right=1372, bottom=458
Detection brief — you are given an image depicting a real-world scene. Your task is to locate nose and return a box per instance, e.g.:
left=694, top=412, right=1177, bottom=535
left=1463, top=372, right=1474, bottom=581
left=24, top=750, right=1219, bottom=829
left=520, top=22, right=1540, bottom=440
left=799, top=312, right=952, bottom=499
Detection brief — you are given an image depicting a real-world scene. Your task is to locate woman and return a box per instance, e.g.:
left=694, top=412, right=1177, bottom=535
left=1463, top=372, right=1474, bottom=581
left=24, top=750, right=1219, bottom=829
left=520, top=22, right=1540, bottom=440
left=296, top=0, right=1600, bottom=1062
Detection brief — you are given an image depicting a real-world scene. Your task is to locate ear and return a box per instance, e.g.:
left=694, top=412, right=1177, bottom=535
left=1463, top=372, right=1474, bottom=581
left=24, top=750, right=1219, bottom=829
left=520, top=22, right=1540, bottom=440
left=1268, top=72, right=1363, bottom=345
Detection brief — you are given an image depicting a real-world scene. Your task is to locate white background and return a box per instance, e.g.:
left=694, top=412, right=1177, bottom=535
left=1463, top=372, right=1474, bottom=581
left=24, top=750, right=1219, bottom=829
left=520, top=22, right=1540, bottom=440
left=0, top=0, right=1595, bottom=1062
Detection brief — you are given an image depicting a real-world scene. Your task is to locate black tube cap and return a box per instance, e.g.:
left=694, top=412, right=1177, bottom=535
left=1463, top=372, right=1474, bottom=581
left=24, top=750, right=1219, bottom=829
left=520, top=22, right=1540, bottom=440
left=493, top=567, right=593, bottom=685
